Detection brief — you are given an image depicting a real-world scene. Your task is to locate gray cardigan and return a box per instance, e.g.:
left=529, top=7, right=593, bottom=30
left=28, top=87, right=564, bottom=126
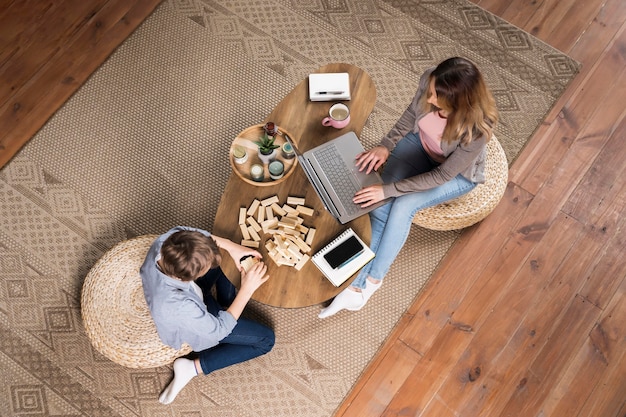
left=380, top=68, right=487, bottom=198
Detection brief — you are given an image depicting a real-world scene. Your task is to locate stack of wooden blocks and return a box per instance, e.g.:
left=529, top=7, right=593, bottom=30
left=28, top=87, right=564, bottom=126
left=239, top=196, right=316, bottom=270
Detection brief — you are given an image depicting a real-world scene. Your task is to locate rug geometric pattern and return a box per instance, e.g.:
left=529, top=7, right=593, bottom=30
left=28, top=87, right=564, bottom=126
left=0, top=0, right=579, bottom=415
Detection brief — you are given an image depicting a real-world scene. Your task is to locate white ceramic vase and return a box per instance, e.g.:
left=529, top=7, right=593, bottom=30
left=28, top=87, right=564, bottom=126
left=258, top=148, right=278, bottom=165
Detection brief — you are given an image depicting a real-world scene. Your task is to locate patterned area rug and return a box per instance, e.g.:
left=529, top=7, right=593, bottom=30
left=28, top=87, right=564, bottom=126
left=0, top=0, right=578, bottom=416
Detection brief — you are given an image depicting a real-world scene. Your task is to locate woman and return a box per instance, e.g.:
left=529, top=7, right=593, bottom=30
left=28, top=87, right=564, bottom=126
left=141, top=226, right=275, bottom=404
left=319, top=57, right=498, bottom=318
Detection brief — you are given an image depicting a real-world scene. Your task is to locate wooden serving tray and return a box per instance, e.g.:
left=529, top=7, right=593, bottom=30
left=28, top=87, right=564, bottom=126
left=229, top=124, right=298, bottom=186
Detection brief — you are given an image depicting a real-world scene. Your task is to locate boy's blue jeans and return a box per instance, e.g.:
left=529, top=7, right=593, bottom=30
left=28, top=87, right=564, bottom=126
left=194, top=268, right=275, bottom=374
left=351, top=131, right=476, bottom=289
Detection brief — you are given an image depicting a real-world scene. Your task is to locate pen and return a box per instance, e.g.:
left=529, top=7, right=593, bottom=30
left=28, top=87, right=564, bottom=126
left=316, top=91, right=344, bottom=95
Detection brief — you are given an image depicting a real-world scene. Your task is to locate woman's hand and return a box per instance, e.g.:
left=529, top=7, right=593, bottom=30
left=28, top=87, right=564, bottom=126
left=355, top=145, right=390, bottom=174
left=354, top=185, right=385, bottom=208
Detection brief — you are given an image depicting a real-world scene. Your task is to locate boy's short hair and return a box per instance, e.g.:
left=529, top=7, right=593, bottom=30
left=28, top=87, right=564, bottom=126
left=160, top=231, right=221, bottom=281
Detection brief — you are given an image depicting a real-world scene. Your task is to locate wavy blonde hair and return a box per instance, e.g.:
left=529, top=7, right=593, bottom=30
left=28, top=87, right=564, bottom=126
left=422, top=57, right=498, bottom=144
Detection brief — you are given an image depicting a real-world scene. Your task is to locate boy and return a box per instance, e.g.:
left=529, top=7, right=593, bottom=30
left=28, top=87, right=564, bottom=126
left=140, top=226, right=274, bottom=404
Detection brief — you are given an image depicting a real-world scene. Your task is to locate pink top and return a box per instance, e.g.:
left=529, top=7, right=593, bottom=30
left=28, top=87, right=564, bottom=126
left=418, top=111, right=447, bottom=163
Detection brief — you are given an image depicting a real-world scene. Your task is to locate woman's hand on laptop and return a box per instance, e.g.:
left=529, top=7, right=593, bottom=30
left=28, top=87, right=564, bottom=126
left=355, top=146, right=389, bottom=174
left=354, top=185, right=385, bottom=207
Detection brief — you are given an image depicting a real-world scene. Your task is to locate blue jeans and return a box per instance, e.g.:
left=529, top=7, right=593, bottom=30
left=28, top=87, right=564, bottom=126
left=194, top=268, right=275, bottom=374
left=351, top=131, right=476, bottom=289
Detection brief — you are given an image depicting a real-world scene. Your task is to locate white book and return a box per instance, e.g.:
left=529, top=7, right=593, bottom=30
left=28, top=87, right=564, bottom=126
left=308, top=72, right=351, bottom=101
left=311, top=228, right=374, bottom=287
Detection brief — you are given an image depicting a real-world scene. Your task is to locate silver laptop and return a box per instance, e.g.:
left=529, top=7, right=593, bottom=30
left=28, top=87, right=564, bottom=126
left=284, top=131, right=387, bottom=224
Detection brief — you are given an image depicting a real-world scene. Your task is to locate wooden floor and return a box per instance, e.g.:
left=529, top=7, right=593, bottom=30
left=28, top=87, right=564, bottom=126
left=1, top=0, right=624, bottom=416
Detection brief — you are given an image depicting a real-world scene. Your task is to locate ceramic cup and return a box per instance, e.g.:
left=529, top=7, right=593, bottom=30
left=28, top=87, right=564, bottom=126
left=250, top=164, right=264, bottom=182
left=269, top=160, right=284, bottom=180
left=281, top=142, right=295, bottom=159
left=322, top=103, right=350, bottom=129
left=233, top=146, right=248, bottom=164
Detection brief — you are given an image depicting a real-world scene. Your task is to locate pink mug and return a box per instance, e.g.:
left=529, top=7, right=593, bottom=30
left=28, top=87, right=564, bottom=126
left=322, top=103, right=350, bottom=129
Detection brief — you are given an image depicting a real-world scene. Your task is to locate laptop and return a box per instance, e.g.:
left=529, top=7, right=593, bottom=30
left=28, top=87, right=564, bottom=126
left=284, top=131, right=387, bottom=224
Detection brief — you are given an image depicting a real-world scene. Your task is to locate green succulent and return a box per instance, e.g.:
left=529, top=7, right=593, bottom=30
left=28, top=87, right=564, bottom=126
left=254, top=132, right=280, bottom=155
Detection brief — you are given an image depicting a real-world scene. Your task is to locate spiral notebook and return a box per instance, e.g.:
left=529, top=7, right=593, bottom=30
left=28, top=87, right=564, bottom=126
left=312, top=228, right=374, bottom=286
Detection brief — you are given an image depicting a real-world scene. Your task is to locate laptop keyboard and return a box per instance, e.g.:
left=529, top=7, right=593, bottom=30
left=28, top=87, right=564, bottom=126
left=313, top=145, right=360, bottom=215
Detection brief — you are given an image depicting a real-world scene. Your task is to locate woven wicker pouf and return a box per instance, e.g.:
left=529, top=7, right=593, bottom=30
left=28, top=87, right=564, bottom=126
left=412, top=136, right=509, bottom=231
left=81, top=235, right=192, bottom=368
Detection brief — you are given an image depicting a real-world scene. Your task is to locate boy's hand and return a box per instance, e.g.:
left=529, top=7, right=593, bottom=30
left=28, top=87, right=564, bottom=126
left=239, top=261, right=269, bottom=295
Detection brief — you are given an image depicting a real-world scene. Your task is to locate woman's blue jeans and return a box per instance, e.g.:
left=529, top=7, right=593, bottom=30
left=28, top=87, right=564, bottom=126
left=194, top=267, right=275, bottom=374
left=351, top=131, right=476, bottom=289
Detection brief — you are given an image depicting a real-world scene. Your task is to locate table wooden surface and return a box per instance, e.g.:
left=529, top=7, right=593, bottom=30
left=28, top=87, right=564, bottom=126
left=212, top=63, right=377, bottom=308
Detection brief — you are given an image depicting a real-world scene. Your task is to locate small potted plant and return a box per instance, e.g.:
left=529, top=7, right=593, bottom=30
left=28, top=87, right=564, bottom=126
left=255, top=132, right=280, bottom=165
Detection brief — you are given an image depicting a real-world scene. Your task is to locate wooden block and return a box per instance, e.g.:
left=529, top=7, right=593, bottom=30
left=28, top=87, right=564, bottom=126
left=247, top=199, right=260, bottom=216
left=261, top=195, right=279, bottom=206
left=239, top=223, right=251, bottom=240
left=265, top=240, right=276, bottom=251
left=246, top=216, right=262, bottom=232
left=282, top=204, right=297, bottom=214
left=281, top=227, right=300, bottom=236
left=261, top=218, right=279, bottom=232
left=277, top=259, right=296, bottom=267
left=271, top=203, right=286, bottom=216
left=257, top=205, right=265, bottom=223
left=296, top=205, right=314, bottom=216
left=293, top=236, right=311, bottom=253
left=278, top=217, right=299, bottom=229
left=239, top=207, right=247, bottom=225
left=287, top=243, right=303, bottom=259
left=285, top=214, right=304, bottom=224
left=247, top=225, right=261, bottom=242
left=266, top=206, right=274, bottom=220
left=241, top=240, right=259, bottom=248
left=287, top=196, right=306, bottom=206
left=296, top=224, right=309, bottom=234
left=305, top=228, right=316, bottom=245
left=294, top=254, right=310, bottom=271
left=240, top=256, right=259, bottom=273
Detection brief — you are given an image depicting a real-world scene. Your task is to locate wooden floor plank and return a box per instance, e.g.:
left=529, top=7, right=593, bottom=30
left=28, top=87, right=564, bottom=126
left=339, top=340, right=421, bottom=417
left=400, top=183, right=534, bottom=353
left=541, top=0, right=607, bottom=53
left=382, top=325, right=474, bottom=416
left=544, top=277, right=626, bottom=416
left=435, top=213, right=584, bottom=414
left=580, top=215, right=626, bottom=309
left=382, top=211, right=586, bottom=416
left=500, top=296, right=601, bottom=416
left=0, top=0, right=110, bottom=108
left=563, top=108, right=626, bottom=228
left=336, top=314, right=415, bottom=417
left=510, top=29, right=626, bottom=195
left=0, top=0, right=162, bottom=167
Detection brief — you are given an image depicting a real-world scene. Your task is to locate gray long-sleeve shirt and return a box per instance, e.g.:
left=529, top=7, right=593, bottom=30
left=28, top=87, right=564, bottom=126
left=140, top=226, right=237, bottom=351
left=380, top=67, right=488, bottom=198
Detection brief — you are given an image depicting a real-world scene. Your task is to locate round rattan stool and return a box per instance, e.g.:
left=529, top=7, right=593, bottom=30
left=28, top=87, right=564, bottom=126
left=412, top=137, right=509, bottom=231
left=81, top=235, right=192, bottom=368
